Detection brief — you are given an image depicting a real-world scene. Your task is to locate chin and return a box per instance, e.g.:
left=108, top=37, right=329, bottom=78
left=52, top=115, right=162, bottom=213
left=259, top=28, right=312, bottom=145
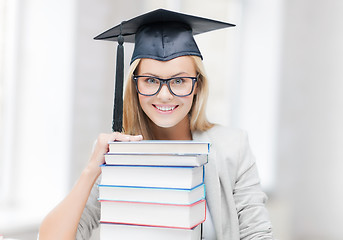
left=150, top=117, right=183, bottom=129
left=153, top=121, right=178, bottom=129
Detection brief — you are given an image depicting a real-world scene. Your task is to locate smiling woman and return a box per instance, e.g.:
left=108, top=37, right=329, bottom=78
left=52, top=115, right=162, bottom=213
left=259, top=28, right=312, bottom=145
left=124, top=56, right=213, bottom=140
left=134, top=56, right=200, bottom=137
left=38, top=8, right=273, bottom=240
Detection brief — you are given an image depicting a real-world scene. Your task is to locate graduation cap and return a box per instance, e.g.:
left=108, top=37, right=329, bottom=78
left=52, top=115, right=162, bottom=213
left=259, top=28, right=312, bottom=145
left=94, top=8, right=235, bottom=132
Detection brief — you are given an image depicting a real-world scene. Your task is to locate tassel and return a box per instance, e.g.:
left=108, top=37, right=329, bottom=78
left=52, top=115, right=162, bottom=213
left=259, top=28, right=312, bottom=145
left=112, top=22, right=125, bottom=132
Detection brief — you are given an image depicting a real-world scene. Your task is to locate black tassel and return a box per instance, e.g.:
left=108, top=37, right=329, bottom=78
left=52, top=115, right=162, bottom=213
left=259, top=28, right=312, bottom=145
left=112, top=23, right=125, bottom=132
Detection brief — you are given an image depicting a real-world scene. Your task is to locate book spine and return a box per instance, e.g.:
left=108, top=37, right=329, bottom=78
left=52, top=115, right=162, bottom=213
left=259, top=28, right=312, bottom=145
left=99, top=198, right=205, bottom=207
left=99, top=220, right=206, bottom=230
left=98, top=182, right=205, bottom=190
left=99, top=199, right=206, bottom=229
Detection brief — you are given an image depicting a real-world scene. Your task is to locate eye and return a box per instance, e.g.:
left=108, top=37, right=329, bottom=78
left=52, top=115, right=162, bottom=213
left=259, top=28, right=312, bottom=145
left=171, top=78, right=184, bottom=85
left=145, top=77, right=159, bottom=84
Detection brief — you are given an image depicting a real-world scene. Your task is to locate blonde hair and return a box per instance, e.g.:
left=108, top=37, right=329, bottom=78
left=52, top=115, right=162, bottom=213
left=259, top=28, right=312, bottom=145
left=122, top=56, right=214, bottom=139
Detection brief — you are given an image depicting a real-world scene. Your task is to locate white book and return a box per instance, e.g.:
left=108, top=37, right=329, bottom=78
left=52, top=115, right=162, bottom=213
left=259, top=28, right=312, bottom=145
left=100, top=223, right=201, bottom=240
left=104, top=153, right=208, bottom=167
left=100, top=165, right=204, bottom=189
left=100, top=199, right=206, bottom=229
left=108, top=140, right=210, bottom=154
left=98, top=183, right=205, bottom=205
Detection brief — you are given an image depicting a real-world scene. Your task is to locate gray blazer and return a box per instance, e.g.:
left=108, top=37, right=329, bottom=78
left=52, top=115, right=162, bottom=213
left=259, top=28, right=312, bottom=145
left=76, top=125, right=273, bottom=239
left=193, top=125, right=273, bottom=239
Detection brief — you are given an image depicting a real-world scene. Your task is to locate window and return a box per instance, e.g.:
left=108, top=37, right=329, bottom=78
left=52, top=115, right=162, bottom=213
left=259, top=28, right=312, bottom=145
left=231, top=0, right=283, bottom=191
left=0, top=0, right=76, bottom=234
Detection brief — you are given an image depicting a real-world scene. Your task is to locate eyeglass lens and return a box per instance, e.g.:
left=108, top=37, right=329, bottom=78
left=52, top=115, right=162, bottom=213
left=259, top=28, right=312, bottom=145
left=136, top=76, right=195, bottom=96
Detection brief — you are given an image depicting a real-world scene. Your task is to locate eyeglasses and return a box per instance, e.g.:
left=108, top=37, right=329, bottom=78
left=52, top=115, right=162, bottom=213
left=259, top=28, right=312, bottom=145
left=133, top=75, right=198, bottom=97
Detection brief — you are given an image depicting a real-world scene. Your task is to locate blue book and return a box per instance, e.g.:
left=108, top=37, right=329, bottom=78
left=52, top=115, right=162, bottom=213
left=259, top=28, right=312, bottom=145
left=98, top=183, right=205, bottom=205
left=100, top=165, right=204, bottom=189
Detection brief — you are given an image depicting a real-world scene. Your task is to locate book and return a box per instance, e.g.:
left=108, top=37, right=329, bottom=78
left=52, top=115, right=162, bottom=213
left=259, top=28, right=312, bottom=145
left=108, top=140, right=210, bottom=154
left=100, top=223, right=201, bottom=240
left=98, top=183, right=205, bottom=205
left=99, top=140, right=209, bottom=239
left=104, top=153, right=208, bottom=166
left=100, top=199, right=206, bottom=229
left=100, top=165, right=204, bottom=189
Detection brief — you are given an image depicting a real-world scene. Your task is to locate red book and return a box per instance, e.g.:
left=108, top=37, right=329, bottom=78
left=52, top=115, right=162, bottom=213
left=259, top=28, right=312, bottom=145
left=99, top=199, right=206, bottom=229
left=100, top=223, right=202, bottom=240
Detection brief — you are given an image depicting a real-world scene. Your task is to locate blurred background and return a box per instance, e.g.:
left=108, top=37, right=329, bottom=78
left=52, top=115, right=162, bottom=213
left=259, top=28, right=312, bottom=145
left=1, top=0, right=343, bottom=239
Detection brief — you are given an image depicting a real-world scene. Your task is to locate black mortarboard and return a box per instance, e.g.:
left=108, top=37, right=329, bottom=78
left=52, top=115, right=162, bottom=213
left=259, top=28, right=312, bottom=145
left=94, top=9, right=235, bottom=132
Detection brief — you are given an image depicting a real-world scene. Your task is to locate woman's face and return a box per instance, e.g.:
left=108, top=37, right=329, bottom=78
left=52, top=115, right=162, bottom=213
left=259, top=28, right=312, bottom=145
left=136, top=56, right=197, bottom=129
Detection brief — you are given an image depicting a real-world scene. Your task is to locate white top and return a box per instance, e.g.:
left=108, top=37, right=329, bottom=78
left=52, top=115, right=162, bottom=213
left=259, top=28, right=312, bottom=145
left=202, top=203, right=216, bottom=240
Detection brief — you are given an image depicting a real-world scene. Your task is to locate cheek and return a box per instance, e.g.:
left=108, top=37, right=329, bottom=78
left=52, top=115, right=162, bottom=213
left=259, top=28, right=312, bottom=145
left=138, top=94, right=146, bottom=106
left=138, top=95, right=150, bottom=113
left=183, top=95, right=195, bottom=112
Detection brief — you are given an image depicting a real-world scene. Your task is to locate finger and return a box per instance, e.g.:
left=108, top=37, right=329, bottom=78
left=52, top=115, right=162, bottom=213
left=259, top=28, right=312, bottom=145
left=108, top=132, right=138, bottom=142
left=107, top=132, right=143, bottom=142
left=111, top=132, right=130, bottom=142
left=128, top=135, right=143, bottom=141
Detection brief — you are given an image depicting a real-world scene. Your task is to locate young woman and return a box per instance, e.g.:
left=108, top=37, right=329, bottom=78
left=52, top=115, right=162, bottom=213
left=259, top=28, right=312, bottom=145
left=39, top=9, right=273, bottom=240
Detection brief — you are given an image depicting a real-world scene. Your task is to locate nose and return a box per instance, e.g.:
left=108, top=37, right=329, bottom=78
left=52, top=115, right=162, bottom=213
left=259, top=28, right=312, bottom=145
left=156, top=84, right=173, bottom=100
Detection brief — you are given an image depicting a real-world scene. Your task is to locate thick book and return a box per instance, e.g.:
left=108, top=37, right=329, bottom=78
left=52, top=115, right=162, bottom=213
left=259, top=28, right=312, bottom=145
left=98, top=183, right=205, bottom=205
left=100, top=165, right=204, bottom=189
left=100, top=199, right=206, bottom=229
left=104, top=153, right=208, bottom=166
left=100, top=223, right=201, bottom=240
left=108, top=140, right=210, bottom=154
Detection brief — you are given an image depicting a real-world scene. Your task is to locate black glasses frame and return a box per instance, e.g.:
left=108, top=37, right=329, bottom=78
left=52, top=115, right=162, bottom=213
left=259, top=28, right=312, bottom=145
left=132, top=75, right=198, bottom=97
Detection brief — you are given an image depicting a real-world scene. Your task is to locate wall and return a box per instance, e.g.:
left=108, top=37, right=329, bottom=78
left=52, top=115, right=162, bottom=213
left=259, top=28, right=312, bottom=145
left=276, top=0, right=343, bottom=239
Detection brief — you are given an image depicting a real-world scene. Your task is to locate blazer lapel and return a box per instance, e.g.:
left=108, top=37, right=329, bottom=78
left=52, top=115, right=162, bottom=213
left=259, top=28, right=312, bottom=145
left=193, top=130, right=223, bottom=239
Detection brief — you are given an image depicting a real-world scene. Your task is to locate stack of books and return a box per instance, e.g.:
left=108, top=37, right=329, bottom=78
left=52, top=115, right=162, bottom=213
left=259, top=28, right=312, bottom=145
left=98, top=140, right=210, bottom=240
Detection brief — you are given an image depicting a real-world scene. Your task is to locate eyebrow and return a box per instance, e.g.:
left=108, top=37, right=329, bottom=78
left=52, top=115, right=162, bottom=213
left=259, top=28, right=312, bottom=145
left=138, top=72, right=189, bottom=78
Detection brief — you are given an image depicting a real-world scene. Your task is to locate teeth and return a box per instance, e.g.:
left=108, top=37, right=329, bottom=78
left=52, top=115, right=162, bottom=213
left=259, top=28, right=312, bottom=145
left=156, top=105, right=175, bottom=111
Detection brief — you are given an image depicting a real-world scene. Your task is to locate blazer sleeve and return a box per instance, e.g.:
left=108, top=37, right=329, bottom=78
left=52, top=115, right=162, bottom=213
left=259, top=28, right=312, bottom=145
left=75, top=176, right=101, bottom=240
left=233, top=130, right=274, bottom=239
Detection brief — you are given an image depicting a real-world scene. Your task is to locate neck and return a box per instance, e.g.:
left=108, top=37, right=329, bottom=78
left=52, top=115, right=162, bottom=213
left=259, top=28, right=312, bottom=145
left=150, top=116, right=192, bottom=140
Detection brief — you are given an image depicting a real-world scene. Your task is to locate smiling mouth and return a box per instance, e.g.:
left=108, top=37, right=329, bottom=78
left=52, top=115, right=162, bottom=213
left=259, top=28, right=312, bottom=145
left=153, top=105, right=178, bottom=112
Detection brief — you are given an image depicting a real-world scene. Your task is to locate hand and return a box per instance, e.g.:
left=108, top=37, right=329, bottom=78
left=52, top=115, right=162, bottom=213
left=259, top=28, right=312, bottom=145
left=87, top=132, right=143, bottom=176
